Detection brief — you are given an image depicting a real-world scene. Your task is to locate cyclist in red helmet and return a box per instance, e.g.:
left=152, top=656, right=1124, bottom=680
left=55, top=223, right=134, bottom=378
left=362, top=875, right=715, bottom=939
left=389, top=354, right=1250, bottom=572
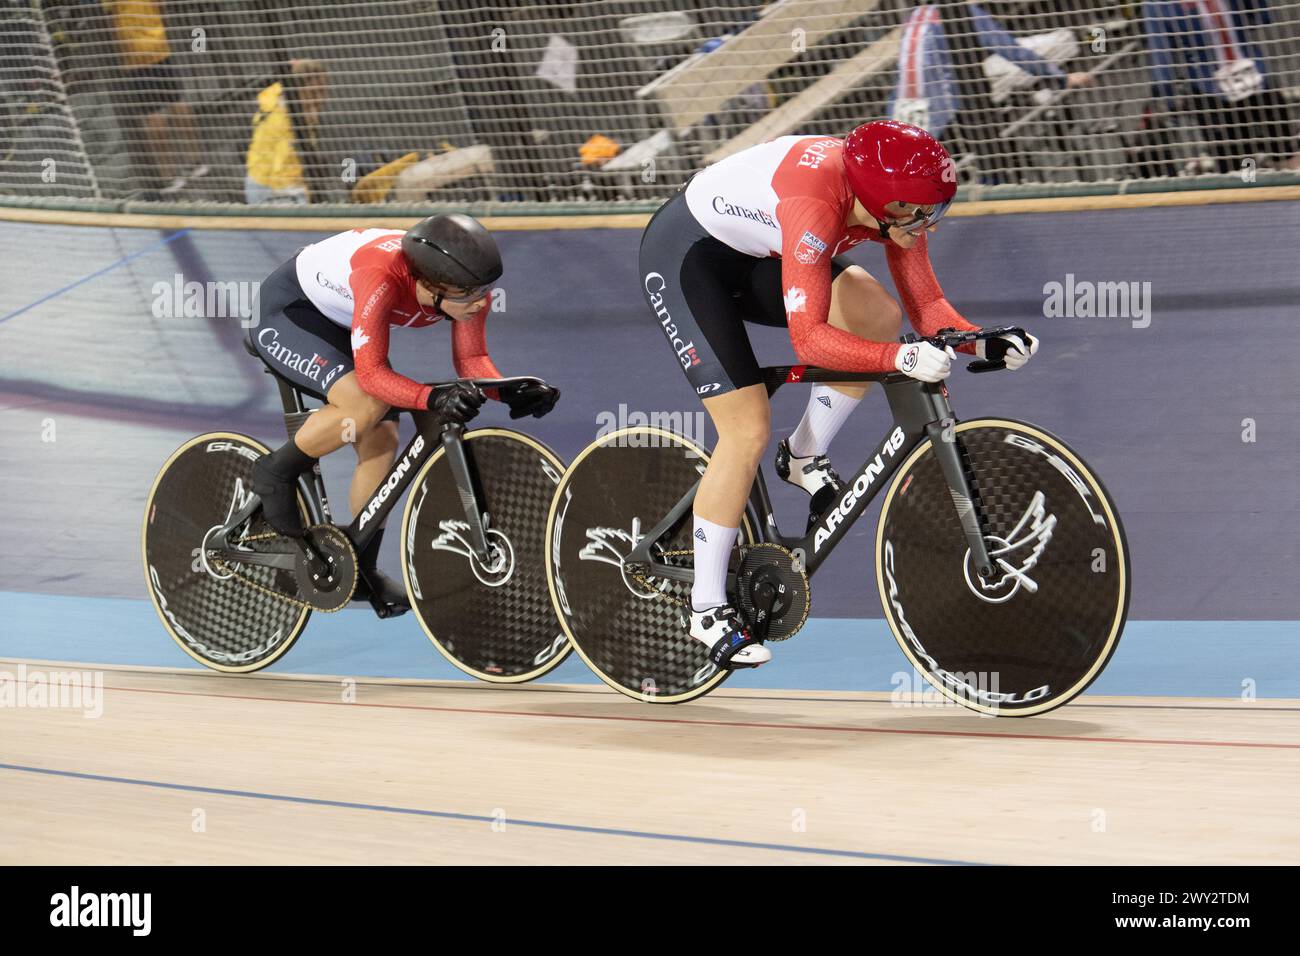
left=639, top=120, right=1038, bottom=669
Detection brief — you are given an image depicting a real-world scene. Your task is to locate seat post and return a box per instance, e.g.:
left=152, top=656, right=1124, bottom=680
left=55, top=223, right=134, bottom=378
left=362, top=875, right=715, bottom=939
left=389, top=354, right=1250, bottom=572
left=273, top=375, right=315, bottom=442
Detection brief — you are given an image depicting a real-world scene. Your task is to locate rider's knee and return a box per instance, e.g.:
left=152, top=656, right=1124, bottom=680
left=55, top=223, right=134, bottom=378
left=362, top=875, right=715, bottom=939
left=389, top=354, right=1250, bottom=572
left=875, top=293, right=904, bottom=339
left=717, top=412, right=770, bottom=458
left=838, top=266, right=902, bottom=339
left=355, top=419, right=399, bottom=460
left=328, top=380, right=390, bottom=437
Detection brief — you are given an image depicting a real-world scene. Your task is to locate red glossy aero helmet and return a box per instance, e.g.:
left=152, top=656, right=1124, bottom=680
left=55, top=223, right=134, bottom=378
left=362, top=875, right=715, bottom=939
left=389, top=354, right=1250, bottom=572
left=842, top=120, right=956, bottom=233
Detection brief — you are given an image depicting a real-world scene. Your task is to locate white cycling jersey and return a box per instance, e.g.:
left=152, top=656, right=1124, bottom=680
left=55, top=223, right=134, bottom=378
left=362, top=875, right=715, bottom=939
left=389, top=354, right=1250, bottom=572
left=294, top=228, right=405, bottom=326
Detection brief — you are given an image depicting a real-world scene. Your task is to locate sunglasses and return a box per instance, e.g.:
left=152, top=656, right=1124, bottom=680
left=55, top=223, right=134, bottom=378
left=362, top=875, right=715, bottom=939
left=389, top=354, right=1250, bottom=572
left=434, top=284, right=493, bottom=304
left=887, top=200, right=953, bottom=235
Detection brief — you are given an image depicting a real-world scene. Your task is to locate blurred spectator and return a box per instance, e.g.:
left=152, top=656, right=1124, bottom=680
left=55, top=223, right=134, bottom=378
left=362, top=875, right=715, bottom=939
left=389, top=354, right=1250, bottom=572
left=579, top=134, right=621, bottom=170
left=1144, top=0, right=1300, bottom=172
left=349, top=151, right=420, bottom=203
left=103, top=0, right=206, bottom=194
left=888, top=1, right=1094, bottom=178
left=244, top=58, right=328, bottom=205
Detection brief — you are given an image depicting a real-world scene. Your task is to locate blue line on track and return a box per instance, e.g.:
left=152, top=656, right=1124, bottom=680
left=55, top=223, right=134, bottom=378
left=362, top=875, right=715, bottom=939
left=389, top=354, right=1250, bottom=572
left=0, top=762, right=987, bottom=865
left=0, top=229, right=192, bottom=325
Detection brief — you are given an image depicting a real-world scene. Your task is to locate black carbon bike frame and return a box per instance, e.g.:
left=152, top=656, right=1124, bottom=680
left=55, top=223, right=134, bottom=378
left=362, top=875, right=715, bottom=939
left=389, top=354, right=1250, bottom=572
left=625, top=328, right=1026, bottom=588
left=204, top=366, right=540, bottom=612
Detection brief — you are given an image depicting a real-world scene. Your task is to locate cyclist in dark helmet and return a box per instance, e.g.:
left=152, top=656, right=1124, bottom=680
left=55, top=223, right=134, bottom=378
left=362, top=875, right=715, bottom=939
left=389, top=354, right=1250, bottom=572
left=245, top=213, right=560, bottom=613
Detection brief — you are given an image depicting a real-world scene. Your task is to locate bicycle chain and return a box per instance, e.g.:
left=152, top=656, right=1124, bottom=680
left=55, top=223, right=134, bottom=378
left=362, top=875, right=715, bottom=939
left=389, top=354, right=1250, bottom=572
left=208, top=525, right=354, bottom=614
left=626, top=548, right=694, bottom=607
left=626, top=544, right=805, bottom=614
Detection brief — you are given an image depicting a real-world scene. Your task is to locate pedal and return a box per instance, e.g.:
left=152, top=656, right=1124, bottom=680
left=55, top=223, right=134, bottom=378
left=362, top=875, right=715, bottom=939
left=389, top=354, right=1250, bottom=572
left=805, top=483, right=840, bottom=534
left=368, top=595, right=410, bottom=620
left=353, top=570, right=411, bottom=618
left=735, top=543, right=810, bottom=642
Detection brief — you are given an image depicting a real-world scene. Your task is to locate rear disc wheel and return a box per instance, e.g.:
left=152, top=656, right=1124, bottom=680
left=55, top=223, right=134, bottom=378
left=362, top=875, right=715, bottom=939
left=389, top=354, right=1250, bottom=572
left=142, top=432, right=310, bottom=673
left=545, top=426, right=756, bottom=703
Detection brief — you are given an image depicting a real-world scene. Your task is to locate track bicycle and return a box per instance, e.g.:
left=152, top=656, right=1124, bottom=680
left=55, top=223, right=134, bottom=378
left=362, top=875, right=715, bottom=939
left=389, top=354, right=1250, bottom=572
left=545, top=327, right=1129, bottom=716
left=143, top=351, right=569, bottom=680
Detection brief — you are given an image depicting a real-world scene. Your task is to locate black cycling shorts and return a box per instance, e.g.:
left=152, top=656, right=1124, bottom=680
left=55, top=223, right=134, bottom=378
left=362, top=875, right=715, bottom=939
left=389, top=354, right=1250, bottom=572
left=638, top=190, right=850, bottom=397
left=247, top=256, right=398, bottom=420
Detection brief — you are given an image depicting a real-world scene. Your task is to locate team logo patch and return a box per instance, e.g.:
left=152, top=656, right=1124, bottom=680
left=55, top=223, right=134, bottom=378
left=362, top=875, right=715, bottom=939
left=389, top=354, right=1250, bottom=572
left=794, top=230, right=827, bottom=265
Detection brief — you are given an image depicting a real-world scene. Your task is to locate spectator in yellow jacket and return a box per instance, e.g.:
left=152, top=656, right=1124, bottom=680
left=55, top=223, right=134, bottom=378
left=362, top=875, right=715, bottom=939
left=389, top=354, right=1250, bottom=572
left=245, top=59, right=329, bottom=204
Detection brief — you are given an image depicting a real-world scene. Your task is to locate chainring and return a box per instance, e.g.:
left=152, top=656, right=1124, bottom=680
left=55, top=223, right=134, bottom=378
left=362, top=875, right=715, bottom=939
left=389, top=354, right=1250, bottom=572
left=291, top=524, right=359, bottom=612
left=735, top=543, right=810, bottom=642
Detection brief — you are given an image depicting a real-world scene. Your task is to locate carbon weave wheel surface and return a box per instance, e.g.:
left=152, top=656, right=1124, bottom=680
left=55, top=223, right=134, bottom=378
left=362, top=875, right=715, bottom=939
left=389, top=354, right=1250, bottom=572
left=403, top=429, right=570, bottom=682
left=142, top=433, right=310, bottom=672
left=876, top=419, right=1129, bottom=716
left=546, top=427, right=755, bottom=703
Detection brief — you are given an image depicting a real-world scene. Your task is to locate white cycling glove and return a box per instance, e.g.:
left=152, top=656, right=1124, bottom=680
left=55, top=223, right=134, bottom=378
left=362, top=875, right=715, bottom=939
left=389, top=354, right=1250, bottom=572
left=976, top=331, right=1040, bottom=371
left=894, top=341, right=955, bottom=383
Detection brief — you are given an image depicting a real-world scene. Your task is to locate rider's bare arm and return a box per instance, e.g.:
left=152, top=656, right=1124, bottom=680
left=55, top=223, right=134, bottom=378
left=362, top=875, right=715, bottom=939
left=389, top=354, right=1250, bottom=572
left=776, top=196, right=903, bottom=373
left=349, top=267, right=434, bottom=410
left=885, top=233, right=979, bottom=351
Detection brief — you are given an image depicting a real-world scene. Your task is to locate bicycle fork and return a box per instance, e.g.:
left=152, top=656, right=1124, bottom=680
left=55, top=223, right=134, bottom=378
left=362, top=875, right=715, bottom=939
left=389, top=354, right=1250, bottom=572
left=916, top=386, right=997, bottom=579
left=439, top=424, right=495, bottom=567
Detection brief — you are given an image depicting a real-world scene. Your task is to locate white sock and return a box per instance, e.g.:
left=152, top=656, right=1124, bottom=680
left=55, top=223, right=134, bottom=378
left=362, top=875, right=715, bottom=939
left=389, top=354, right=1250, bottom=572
left=788, top=385, right=862, bottom=458
left=690, top=514, right=738, bottom=611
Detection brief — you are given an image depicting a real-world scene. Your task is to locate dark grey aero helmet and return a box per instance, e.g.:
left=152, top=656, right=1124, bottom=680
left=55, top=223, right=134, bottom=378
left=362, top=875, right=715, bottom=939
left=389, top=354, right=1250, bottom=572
left=401, top=213, right=503, bottom=290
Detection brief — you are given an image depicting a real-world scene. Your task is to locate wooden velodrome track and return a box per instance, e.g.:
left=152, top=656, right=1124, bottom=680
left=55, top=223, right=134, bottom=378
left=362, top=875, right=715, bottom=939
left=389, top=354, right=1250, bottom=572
left=2, top=658, right=1295, bottom=865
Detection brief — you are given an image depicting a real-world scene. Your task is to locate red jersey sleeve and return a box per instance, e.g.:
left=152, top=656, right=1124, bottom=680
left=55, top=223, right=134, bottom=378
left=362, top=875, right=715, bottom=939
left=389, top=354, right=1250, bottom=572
left=776, top=196, right=902, bottom=373
left=451, top=301, right=502, bottom=400
left=885, top=233, right=979, bottom=350
left=349, top=267, right=433, bottom=410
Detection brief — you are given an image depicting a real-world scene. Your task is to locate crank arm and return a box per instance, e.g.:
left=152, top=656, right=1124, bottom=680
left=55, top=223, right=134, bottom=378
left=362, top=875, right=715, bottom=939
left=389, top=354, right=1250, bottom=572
left=749, top=581, right=777, bottom=640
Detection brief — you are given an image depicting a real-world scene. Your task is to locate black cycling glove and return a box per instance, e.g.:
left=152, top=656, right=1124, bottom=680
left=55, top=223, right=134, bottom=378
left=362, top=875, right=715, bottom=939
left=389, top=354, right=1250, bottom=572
left=500, top=380, right=560, bottom=420
left=426, top=381, right=486, bottom=424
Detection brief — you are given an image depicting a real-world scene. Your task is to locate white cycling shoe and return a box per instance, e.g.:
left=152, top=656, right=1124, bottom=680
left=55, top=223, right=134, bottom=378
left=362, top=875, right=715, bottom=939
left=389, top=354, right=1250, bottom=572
left=687, top=604, right=771, bottom=668
left=775, top=439, right=843, bottom=530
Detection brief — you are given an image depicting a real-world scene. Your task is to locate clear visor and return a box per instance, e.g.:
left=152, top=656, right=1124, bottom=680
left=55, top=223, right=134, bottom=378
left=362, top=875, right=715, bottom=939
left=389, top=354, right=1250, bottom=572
left=436, top=283, right=493, bottom=304
left=886, top=198, right=953, bottom=235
